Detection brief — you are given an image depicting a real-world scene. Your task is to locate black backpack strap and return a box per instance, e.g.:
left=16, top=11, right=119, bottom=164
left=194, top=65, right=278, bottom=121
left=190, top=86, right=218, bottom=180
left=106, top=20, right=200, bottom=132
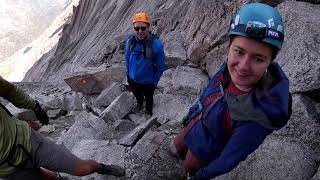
left=145, top=34, right=160, bottom=63
left=128, top=33, right=157, bottom=64
left=0, top=102, right=13, bottom=117
left=145, top=38, right=154, bottom=59
left=128, top=35, right=137, bottom=52
left=221, top=64, right=231, bottom=89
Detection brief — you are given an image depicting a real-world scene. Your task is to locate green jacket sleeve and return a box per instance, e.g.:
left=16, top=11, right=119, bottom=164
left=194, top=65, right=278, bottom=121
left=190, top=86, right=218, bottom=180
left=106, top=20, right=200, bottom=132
left=0, top=76, right=36, bottom=110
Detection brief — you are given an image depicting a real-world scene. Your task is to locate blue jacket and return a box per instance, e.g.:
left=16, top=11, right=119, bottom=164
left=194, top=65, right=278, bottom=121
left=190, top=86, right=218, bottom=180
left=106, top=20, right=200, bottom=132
left=125, top=33, right=165, bottom=85
left=183, top=63, right=291, bottom=179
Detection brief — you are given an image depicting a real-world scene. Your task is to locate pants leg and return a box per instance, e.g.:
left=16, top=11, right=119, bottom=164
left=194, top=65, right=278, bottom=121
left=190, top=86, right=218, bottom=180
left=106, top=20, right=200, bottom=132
left=4, top=167, right=42, bottom=180
left=5, top=130, right=80, bottom=180
left=174, top=115, right=202, bottom=160
left=174, top=115, right=205, bottom=178
left=30, top=130, right=80, bottom=174
left=143, top=84, right=155, bottom=114
left=174, top=127, right=189, bottom=160
left=127, top=77, right=144, bottom=106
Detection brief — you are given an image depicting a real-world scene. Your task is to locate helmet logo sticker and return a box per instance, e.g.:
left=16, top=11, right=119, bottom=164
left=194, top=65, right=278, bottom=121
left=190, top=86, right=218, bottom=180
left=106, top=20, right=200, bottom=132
left=231, top=14, right=240, bottom=29
left=277, top=25, right=283, bottom=32
left=235, top=15, right=240, bottom=25
left=268, top=18, right=274, bottom=28
left=231, top=23, right=235, bottom=29
left=268, top=29, right=279, bottom=38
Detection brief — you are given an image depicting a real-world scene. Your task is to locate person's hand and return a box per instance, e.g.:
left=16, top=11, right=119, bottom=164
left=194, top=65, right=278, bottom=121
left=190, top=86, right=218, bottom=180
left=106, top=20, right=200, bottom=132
left=33, top=101, right=49, bottom=125
left=181, top=115, right=190, bottom=127
left=98, top=164, right=125, bottom=176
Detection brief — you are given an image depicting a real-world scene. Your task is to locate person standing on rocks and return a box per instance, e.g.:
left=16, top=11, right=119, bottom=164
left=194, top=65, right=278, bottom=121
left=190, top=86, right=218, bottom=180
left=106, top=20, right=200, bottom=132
left=0, top=76, right=125, bottom=179
left=125, top=12, right=165, bottom=116
left=174, top=3, right=292, bottom=179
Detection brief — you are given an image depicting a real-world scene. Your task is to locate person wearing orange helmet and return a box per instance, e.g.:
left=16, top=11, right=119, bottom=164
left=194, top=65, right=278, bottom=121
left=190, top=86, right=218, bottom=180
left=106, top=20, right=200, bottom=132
left=125, top=12, right=165, bottom=116
left=132, top=12, right=151, bottom=41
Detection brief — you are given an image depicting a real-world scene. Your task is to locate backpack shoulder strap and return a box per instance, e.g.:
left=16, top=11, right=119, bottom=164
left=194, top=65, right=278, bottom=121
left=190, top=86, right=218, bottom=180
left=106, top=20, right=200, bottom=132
left=145, top=33, right=159, bottom=60
left=0, top=102, right=13, bottom=117
left=221, top=65, right=231, bottom=89
left=128, top=35, right=137, bottom=52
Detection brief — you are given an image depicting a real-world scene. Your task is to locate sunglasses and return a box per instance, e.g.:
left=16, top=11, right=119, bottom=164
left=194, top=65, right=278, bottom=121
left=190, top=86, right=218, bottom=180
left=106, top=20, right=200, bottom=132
left=134, top=26, right=147, bottom=31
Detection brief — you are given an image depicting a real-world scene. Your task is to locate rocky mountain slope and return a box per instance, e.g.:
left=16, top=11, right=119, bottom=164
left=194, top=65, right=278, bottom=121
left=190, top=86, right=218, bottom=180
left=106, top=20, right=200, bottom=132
left=0, top=0, right=80, bottom=81
left=3, top=0, right=320, bottom=179
left=0, top=0, right=72, bottom=61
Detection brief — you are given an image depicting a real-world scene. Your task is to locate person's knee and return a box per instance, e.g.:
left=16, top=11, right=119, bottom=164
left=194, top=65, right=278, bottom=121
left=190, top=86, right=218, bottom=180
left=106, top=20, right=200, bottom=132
left=73, top=160, right=100, bottom=176
left=174, top=133, right=184, bottom=149
left=40, top=168, right=58, bottom=180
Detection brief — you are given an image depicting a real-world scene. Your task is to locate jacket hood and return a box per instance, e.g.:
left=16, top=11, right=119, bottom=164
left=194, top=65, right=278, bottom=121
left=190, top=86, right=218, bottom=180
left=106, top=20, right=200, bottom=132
left=225, top=63, right=291, bottom=130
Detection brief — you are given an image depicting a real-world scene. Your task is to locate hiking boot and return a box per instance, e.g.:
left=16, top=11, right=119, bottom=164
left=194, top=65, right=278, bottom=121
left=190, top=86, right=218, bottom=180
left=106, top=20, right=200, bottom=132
left=98, top=164, right=125, bottom=177
left=144, top=110, right=153, bottom=119
left=132, top=104, right=143, bottom=112
left=146, top=109, right=152, bottom=116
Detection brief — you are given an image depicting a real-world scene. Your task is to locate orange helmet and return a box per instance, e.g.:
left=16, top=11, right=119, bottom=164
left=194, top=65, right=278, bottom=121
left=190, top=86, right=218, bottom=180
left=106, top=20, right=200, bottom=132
left=132, top=12, right=150, bottom=24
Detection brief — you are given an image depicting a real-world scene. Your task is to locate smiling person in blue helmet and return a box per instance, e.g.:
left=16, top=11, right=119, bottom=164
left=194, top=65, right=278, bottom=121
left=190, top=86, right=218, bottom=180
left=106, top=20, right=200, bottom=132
left=125, top=12, right=165, bottom=116
left=174, top=3, right=292, bottom=180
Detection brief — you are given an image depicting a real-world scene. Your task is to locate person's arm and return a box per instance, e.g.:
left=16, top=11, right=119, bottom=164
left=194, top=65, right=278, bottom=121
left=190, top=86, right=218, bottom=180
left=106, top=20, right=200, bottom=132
left=0, top=76, right=36, bottom=109
left=153, top=40, right=165, bottom=85
left=0, top=76, right=49, bottom=125
left=195, top=122, right=272, bottom=179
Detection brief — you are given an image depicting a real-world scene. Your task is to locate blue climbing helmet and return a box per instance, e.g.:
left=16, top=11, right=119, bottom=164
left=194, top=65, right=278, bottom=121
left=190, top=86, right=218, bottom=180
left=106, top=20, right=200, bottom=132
left=228, top=3, right=284, bottom=50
